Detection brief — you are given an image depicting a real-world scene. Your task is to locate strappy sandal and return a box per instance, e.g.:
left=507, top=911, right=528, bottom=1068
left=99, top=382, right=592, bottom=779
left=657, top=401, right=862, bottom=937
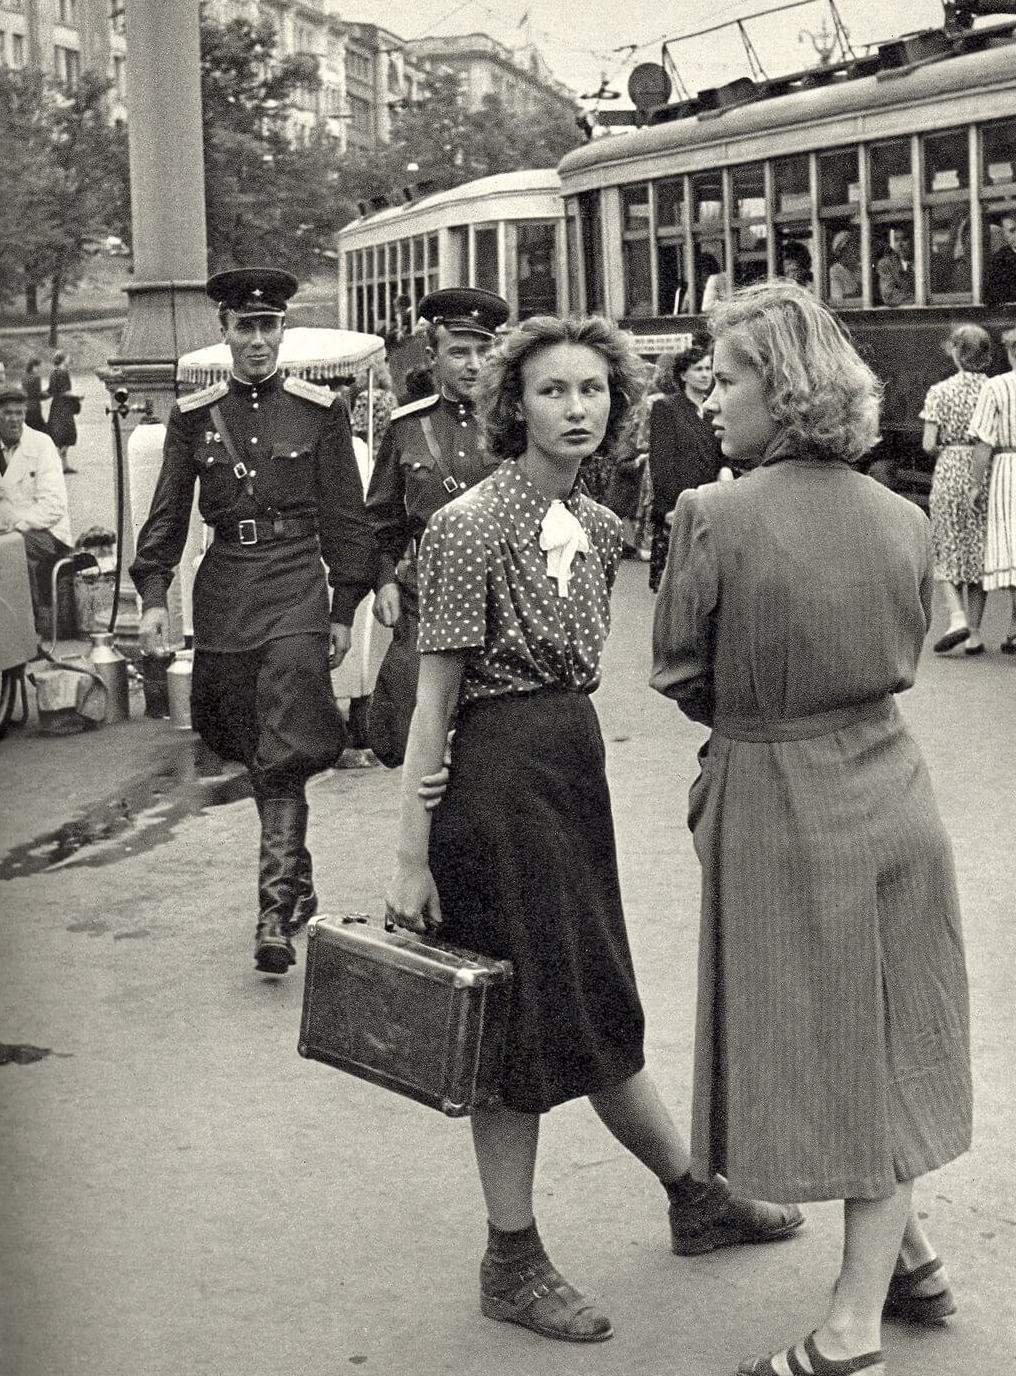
left=883, top=1256, right=956, bottom=1324
left=670, top=1175, right=804, bottom=1255
left=738, top=1331, right=883, bottom=1376
left=480, top=1252, right=613, bottom=1343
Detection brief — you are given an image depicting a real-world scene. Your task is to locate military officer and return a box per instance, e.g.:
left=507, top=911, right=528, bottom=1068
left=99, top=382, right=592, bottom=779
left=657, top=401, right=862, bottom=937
left=130, top=267, right=376, bottom=975
left=365, top=286, right=509, bottom=764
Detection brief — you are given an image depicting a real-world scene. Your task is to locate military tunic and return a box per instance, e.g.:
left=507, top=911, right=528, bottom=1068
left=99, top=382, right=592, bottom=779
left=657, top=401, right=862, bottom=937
left=365, top=392, right=500, bottom=591
left=130, top=370, right=377, bottom=787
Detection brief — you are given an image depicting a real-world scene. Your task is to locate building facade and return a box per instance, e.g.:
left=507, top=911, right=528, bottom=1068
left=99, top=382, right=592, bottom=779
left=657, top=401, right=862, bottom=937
left=0, top=1, right=573, bottom=155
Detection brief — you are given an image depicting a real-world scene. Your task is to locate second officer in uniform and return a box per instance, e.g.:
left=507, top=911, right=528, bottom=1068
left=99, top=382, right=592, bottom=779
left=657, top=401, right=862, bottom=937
left=365, top=286, right=509, bottom=763
left=131, top=268, right=376, bottom=975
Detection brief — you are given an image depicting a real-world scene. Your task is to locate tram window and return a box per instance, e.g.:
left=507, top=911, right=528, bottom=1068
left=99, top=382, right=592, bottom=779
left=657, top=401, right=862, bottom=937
left=399, top=238, right=411, bottom=300
left=690, top=171, right=723, bottom=224
left=981, top=119, right=1016, bottom=198
left=924, top=129, right=969, bottom=195
left=447, top=225, right=468, bottom=286
left=825, top=221, right=861, bottom=305
left=870, top=139, right=913, bottom=206
left=517, top=221, right=558, bottom=319
left=774, top=155, right=811, bottom=217
left=694, top=239, right=727, bottom=311
left=578, top=191, right=606, bottom=315
left=566, top=205, right=582, bottom=315
left=656, top=178, right=687, bottom=313
left=621, top=184, right=653, bottom=316
left=873, top=222, right=915, bottom=306
left=983, top=206, right=1016, bottom=307
left=474, top=225, right=499, bottom=294
left=819, top=149, right=860, bottom=210
left=927, top=205, right=971, bottom=298
left=426, top=233, right=440, bottom=294
left=730, top=164, right=766, bottom=289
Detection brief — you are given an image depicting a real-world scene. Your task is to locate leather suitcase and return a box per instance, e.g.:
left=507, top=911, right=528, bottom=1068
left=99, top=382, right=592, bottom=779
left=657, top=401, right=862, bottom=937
left=298, top=914, right=513, bottom=1116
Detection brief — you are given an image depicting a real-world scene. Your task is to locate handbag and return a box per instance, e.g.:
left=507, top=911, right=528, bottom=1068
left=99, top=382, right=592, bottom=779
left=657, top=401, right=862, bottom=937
left=367, top=602, right=419, bottom=767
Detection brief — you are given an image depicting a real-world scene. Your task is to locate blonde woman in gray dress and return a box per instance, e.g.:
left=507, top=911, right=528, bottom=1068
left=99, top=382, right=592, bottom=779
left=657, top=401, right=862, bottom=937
left=652, top=283, right=972, bottom=1376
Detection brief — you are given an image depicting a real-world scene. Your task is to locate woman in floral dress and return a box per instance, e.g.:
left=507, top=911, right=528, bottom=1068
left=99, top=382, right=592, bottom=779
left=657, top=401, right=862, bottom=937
left=920, top=324, right=992, bottom=654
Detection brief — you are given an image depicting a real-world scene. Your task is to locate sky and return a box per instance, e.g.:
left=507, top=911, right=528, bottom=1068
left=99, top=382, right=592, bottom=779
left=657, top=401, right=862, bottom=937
left=339, top=0, right=951, bottom=104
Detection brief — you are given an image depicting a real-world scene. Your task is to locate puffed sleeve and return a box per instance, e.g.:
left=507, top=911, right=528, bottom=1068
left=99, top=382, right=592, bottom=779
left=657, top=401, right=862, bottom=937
left=315, top=400, right=378, bottom=625
left=417, top=503, right=488, bottom=654
left=129, top=407, right=198, bottom=612
left=967, top=378, right=999, bottom=446
left=918, top=380, right=942, bottom=426
left=650, top=489, right=718, bottom=725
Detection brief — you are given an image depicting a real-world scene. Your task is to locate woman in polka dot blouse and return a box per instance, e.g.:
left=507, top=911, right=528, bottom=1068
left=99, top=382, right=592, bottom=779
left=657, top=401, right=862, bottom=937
left=383, top=315, right=801, bottom=1346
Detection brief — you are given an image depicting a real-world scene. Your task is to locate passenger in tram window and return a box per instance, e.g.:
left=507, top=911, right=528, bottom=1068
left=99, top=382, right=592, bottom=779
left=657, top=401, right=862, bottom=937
left=779, top=240, right=813, bottom=289
left=828, top=229, right=861, bottom=303
left=652, top=281, right=971, bottom=1376
left=695, top=250, right=728, bottom=312
left=876, top=226, right=915, bottom=306
left=984, top=210, right=1016, bottom=306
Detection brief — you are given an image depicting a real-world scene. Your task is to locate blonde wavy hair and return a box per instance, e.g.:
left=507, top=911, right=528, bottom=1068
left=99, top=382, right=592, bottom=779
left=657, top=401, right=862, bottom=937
left=709, top=282, right=882, bottom=462
left=476, top=315, right=647, bottom=462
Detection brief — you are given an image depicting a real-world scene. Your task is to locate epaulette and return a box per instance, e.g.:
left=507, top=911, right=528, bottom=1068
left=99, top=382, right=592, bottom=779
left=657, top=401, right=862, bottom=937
left=284, top=375, right=335, bottom=408
left=390, top=393, right=439, bottom=421
left=178, top=380, right=229, bottom=413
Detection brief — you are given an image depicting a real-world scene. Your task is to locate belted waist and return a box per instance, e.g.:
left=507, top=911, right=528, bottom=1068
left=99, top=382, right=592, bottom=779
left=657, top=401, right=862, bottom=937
left=713, top=695, right=893, bottom=742
left=213, top=515, right=317, bottom=546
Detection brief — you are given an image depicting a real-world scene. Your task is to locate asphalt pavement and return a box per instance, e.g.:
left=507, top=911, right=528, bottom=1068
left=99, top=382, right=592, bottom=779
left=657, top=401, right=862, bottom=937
left=1, top=379, right=1015, bottom=1376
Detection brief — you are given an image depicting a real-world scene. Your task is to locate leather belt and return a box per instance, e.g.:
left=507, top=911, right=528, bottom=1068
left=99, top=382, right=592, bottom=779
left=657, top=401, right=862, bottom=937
left=214, top=515, right=318, bottom=546
left=713, top=695, right=893, bottom=742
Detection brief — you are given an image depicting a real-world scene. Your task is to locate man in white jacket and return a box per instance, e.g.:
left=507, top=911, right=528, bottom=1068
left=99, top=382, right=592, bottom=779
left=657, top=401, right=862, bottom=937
left=0, top=382, right=72, bottom=631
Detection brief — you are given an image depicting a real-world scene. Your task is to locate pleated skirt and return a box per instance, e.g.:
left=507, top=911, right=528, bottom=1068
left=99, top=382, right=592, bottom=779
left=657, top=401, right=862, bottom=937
left=984, top=449, right=1016, bottom=591
left=429, top=688, right=646, bottom=1115
left=689, top=700, right=972, bottom=1202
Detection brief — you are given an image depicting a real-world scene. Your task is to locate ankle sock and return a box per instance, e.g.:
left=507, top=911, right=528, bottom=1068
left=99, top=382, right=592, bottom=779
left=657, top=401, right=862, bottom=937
left=486, top=1219, right=541, bottom=1260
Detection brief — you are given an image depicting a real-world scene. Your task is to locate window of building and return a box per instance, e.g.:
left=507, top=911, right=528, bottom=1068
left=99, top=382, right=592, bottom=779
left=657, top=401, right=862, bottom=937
left=112, top=53, right=126, bottom=101
left=54, top=45, right=80, bottom=90
left=349, top=95, right=371, bottom=135
left=474, top=225, right=499, bottom=295
left=516, top=221, right=557, bottom=319
left=655, top=176, right=686, bottom=314
left=58, top=0, right=77, bottom=26
left=11, top=31, right=23, bottom=66
left=620, top=183, right=652, bottom=316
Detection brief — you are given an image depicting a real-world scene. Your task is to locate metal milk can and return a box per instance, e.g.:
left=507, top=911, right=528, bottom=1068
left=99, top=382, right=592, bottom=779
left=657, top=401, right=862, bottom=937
left=87, top=632, right=130, bottom=725
left=166, top=652, right=193, bottom=730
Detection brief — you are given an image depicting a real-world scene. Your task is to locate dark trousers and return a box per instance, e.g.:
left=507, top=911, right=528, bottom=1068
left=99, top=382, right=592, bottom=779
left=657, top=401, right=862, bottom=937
left=190, top=633, right=345, bottom=799
left=22, top=528, right=73, bottom=628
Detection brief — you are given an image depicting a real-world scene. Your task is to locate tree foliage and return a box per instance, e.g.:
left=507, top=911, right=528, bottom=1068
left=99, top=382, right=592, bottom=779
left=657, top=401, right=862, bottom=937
left=0, top=68, right=129, bottom=338
left=200, top=14, right=346, bottom=275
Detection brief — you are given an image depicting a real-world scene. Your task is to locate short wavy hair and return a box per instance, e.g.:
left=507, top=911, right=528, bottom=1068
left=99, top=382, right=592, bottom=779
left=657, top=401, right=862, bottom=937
left=946, top=324, right=992, bottom=373
left=477, top=315, right=647, bottom=462
left=709, top=282, right=882, bottom=462
left=672, top=331, right=712, bottom=385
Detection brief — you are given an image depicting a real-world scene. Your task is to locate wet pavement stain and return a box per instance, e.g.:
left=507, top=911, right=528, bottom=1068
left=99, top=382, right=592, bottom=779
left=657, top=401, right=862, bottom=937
left=1, top=739, right=251, bottom=880
left=112, top=928, right=151, bottom=941
left=66, top=918, right=110, bottom=936
left=0, top=1042, right=71, bottom=1066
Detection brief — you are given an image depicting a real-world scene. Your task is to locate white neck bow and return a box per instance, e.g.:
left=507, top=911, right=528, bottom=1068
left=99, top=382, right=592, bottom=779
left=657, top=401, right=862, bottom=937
left=539, top=499, right=589, bottom=598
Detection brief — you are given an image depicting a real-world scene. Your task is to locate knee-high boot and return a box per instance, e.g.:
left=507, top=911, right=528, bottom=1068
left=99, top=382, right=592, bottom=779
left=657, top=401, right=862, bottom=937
left=290, top=807, right=317, bottom=933
left=254, top=797, right=306, bottom=973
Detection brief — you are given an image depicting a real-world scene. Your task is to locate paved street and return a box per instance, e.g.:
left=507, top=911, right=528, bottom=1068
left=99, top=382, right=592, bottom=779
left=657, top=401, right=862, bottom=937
left=2, top=387, right=1015, bottom=1375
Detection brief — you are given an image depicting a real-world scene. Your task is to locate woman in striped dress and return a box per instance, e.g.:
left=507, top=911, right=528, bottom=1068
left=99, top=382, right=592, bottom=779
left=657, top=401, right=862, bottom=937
left=920, top=324, right=991, bottom=654
left=652, top=284, right=972, bottom=1376
left=969, top=326, right=1016, bottom=653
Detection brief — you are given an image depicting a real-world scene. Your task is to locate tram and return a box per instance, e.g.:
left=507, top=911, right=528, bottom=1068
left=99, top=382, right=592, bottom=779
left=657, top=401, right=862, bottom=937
left=337, top=14, right=1015, bottom=495
left=337, top=168, right=568, bottom=335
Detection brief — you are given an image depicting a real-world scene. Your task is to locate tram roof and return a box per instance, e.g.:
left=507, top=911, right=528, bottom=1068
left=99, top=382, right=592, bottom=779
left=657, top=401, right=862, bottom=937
left=341, top=168, right=562, bottom=234
left=558, top=26, right=1016, bottom=189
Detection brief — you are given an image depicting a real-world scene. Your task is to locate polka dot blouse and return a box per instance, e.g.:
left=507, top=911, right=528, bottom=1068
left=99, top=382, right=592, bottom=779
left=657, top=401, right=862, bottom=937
left=417, top=459, right=624, bottom=704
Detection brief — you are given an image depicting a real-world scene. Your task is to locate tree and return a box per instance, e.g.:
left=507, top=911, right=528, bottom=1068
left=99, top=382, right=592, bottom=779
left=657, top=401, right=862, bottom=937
left=200, top=14, right=346, bottom=275
left=0, top=67, right=129, bottom=340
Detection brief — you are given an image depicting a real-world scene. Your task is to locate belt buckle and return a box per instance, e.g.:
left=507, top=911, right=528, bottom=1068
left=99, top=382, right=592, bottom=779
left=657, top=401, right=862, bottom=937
left=238, top=519, right=258, bottom=546
left=442, top=475, right=459, bottom=494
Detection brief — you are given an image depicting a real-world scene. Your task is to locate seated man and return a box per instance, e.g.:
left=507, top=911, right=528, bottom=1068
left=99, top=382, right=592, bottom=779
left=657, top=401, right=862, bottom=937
left=0, top=382, right=72, bottom=633
left=876, top=227, right=915, bottom=306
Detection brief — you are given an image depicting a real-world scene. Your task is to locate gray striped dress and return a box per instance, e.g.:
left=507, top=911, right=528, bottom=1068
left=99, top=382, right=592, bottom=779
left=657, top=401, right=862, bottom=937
left=651, top=449, right=972, bottom=1203
left=968, top=368, right=1016, bottom=591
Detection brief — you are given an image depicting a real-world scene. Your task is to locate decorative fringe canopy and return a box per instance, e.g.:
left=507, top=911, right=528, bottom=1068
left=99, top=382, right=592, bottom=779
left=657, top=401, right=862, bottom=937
left=177, top=327, right=386, bottom=387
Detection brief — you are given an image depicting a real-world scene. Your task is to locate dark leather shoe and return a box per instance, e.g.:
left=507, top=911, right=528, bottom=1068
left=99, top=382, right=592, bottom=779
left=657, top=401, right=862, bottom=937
left=254, top=917, right=296, bottom=973
left=933, top=627, right=969, bottom=653
left=481, top=1251, right=613, bottom=1343
left=669, top=1175, right=804, bottom=1255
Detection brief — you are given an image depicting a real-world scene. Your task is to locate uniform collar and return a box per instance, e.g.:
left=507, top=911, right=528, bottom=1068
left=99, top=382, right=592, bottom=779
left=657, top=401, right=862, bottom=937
left=494, top=459, right=588, bottom=549
left=230, top=369, right=280, bottom=393
left=440, top=389, right=474, bottom=415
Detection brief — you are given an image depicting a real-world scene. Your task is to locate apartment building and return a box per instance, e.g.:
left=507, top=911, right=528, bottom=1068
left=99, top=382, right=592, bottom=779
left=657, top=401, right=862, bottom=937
left=0, top=0, right=127, bottom=121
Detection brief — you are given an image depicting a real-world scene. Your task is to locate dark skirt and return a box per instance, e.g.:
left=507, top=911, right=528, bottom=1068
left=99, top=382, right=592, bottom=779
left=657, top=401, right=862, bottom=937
left=429, top=688, right=646, bottom=1115
left=648, top=515, right=671, bottom=593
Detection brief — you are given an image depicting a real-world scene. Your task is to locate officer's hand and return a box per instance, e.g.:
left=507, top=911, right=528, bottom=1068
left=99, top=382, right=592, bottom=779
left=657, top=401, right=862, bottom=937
left=373, top=582, right=401, bottom=628
left=139, top=607, right=170, bottom=655
left=385, top=863, right=442, bottom=935
left=329, top=622, right=352, bottom=667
